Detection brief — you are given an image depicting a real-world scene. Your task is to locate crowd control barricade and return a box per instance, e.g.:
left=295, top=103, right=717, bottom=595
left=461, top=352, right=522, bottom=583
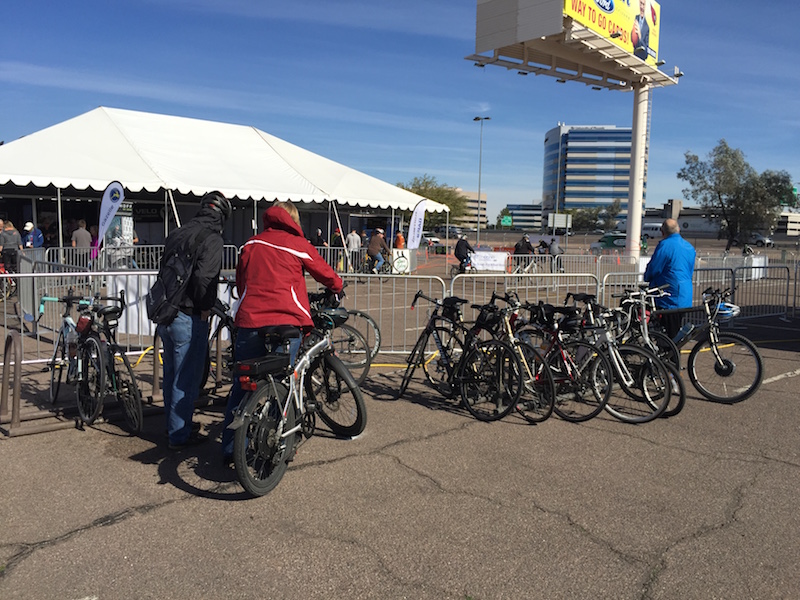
left=450, top=273, right=600, bottom=314
left=730, top=265, right=790, bottom=320
left=331, top=274, right=448, bottom=355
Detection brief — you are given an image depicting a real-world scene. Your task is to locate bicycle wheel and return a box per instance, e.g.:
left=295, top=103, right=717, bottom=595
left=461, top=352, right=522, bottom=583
left=347, top=309, right=381, bottom=363
left=552, top=341, right=612, bottom=422
left=233, top=381, right=296, bottom=497
left=422, top=323, right=464, bottom=399
left=49, top=329, right=67, bottom=404
left=515, top=341, right=556, bottom=424
left=76, top=334, right=106, bottom=425
left=660, top=361, right=687, bottom=418
left=459, top=339, right=522, bottom=422
left=631, top=329, right=681, bottom=369
left=112, top=350, right=143, bottom=433
left=306, top=353, right=367, bottom=438
left=687, top=331, right=763, bottom=403
left=450, top=265, right=460, bottom=278
left=397, top=334, right=427, bottom=400
left=604, top=345, right=670, bottom=423
left=329, top=323, right=371, bottom=385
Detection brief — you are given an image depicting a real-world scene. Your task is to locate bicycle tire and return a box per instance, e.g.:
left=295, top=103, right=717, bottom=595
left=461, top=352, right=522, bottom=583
left=515, top=341, right=556, bottom=424
left=397, top=334, right=427, bottom=400
left=450, top=265, right=460, bottom=278
left=112, top=350, right=144, bottom=433
left=459, top=338, right=522, bottom=422
left=604, top=345, right=670, bottom=424
left=627, top=329, right=680, bottom=369
left=233, top=381, right=296, bottom=497
left=346, top=309, right=381, bottom=363
left=552, top=340, right=612, bottom=422
left=329, top=323, right=371, bottom=385
left=306, top=353, right=367, bottom=438
left=422, top=323, right=464, bottom=399
left=660, top=361, right=687, bottom=418
left=76, top=334, right=106, bottom=425
left=687, top=331, right=763, bottom=403
left=49, top=328, right=67, bottom=404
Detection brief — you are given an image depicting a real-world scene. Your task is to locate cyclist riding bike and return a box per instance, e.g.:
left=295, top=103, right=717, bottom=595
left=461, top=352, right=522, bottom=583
left=454, top=233, right=475, bottom=274
left=366, top=228, right=391, bottom=273
left=221, top=200, right=343, bottom=466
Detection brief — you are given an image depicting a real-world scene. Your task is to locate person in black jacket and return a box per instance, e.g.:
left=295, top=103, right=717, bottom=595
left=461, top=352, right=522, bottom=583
left=513, top=234, right=534, bottom=256
left=454, top=234, right=475, bottom=273
left=158, top=192, right=231, bottom=450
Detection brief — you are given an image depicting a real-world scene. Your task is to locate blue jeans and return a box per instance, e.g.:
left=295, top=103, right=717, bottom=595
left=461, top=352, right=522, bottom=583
left=373, top=253, right=385, bottom=271
left=158, top=312, right=209, bottom=445
left=221, top=328, right=301, bottom=458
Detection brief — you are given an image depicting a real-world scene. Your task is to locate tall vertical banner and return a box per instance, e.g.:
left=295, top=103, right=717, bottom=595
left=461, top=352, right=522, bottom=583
left=407, top=199, right=430, bottom=250
left=96, top=181, right=125, bottom=249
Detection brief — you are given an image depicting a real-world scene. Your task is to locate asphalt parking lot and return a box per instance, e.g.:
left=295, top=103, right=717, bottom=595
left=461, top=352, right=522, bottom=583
left=1, top=317, right=799, bottom=599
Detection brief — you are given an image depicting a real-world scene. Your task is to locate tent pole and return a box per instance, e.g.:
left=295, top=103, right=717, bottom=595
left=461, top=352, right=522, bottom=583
left=330, top=201, right=350, bottom=273
left=253, top=199, right=258, bottom=235
left=168, top=190, right=181, bottom=229
left=390, top=208, right=395, bottom=249
left=57, top=188, right=64, bottom=249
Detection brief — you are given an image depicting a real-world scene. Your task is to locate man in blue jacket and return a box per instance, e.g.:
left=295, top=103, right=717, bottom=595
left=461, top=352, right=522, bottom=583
left=22, top=222, right=44, bottom=248
left=644, top=218, right=696, bottom=337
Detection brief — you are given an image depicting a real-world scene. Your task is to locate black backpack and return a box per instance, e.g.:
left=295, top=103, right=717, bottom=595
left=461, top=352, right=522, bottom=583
left=146, top=230, right=203, bottom=325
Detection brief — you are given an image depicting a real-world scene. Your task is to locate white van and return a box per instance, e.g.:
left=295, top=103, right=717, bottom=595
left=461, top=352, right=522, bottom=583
left=641, top=223, right=663, bottom=239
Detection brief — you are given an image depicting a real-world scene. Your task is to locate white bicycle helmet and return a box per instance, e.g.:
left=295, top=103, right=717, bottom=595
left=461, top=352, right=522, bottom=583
left=716, top=302, right=741, bottom=321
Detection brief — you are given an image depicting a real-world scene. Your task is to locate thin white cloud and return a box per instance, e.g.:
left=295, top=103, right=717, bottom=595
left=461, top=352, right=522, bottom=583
left=146, top=0, right=474, bottom=40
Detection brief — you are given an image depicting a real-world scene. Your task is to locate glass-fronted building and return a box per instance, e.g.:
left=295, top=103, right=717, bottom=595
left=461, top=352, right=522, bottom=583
left=543, top=124, right=642, bottom=220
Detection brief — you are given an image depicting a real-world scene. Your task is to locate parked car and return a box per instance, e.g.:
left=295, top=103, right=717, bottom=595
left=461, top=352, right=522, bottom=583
left=589, top=232, right=628, bottom=255
left=733, top=232, right=774, bottom=248
left=421, top=231, right=440, bottom=245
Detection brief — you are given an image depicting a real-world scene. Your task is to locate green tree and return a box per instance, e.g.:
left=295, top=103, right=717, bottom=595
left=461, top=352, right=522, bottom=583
left=599, top=199, right=621, bottom=231
left=397, top=174, right=467, bottom=226
left=566, top=207, right=601, bottom=231
left=495, top=207, right=511, bottom=228
left=678, top=140, right=790, bottom=243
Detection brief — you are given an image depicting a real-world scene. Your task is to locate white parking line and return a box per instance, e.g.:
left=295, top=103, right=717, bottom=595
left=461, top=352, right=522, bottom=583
left=761, top=367, right=800, bottom=386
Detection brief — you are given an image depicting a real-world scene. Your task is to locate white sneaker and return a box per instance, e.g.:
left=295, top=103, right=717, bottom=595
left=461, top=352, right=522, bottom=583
left=372, top=268, right=378, bottom=274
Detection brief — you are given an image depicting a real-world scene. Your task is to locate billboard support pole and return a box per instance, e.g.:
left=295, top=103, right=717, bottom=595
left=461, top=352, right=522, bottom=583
left=627, top=81, right=649, bottom=261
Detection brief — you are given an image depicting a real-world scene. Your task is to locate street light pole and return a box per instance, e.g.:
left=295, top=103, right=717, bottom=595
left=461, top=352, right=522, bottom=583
left=474, top=116, right=490, bottom=246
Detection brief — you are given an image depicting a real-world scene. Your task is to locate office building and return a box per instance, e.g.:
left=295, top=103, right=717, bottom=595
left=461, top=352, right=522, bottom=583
left=543, top=124, right=642, bottom=220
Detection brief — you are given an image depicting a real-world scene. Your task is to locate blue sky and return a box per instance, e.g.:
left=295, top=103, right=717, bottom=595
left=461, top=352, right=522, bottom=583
left=1, top=0, right=798, bottom=221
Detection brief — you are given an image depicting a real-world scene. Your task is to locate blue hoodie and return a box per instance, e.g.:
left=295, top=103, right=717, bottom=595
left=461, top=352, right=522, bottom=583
left=643, top=233, right=696, bottom=309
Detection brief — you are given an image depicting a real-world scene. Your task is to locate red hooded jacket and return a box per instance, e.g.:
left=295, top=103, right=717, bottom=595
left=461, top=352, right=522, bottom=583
left=234, top=206, right=343, bottom=329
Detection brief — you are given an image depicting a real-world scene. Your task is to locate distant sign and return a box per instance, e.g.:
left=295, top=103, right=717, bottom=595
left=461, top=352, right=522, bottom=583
left=563, top=0, right=661, bottom=65
left=548, top=213, right=572, bottom=228
left=501, top=215, right=513, bottom=227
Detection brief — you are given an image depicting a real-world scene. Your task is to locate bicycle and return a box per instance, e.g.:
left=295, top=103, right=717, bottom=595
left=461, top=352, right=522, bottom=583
left=481, top=290, right=556, bottom=424
left=361, top=252, right=393, bottom=281
left=516, top=301, right=613, bottom=423
left=449, top=254, right=477, bottom=278
left=0, top=263, right=17, bottom=301
left=344, top=308, right=381, bottom=364
left=228, top=294, right=367, bottom=497
left=607, top=285, right=686, bottom=417
left=566, top=292, right=672, bottom=424
left=308, top=291, right=372, bottom=385
left=652, top=288, right=763, bottom=403
left=398, top=291, right=523, bottom=422
left=74, top=290, right=144, bottom=433
left=31, top=289, right=94, bottom=404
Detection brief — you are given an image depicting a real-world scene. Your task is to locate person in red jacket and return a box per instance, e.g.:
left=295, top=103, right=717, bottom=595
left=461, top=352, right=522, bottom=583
left=221, top=201, right=343, bottom=465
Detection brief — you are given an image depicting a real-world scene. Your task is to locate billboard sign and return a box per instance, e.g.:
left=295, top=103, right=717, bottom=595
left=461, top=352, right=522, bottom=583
left=563, top=0, right=661, bottom=65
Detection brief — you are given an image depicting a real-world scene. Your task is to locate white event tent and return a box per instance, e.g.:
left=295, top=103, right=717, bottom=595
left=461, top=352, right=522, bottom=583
left=0, top=106, right=449, bottom=245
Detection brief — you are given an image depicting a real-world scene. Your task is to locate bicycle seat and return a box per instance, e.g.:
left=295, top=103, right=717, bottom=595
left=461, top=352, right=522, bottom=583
left=97, top=305, right=123, bottom=321
left=257, top=325, right=302, bottom=344
left=443, top=297, right=468, bottom=307
left=233, top=354, right=291, bottom=377
left=568, top=293, right=596, bottom=304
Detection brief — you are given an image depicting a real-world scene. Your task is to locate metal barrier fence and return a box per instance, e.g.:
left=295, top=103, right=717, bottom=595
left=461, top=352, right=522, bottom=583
left=44, top=244, right=240, bottom=272
left=1, top=257, right=796, bottom=371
